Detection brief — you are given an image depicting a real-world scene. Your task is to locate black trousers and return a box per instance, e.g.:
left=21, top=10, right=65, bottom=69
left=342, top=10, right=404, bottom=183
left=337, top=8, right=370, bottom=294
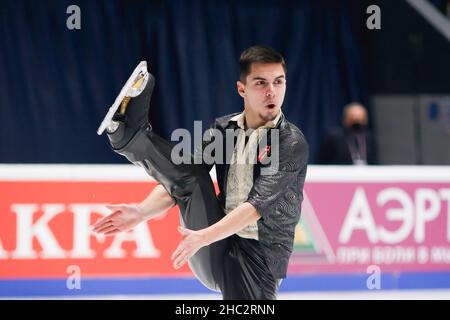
left=108, top=124, right=278, bottom=299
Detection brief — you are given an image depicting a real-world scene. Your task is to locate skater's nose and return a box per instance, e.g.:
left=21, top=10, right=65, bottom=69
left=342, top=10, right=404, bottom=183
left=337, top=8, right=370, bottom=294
left=266, top=84, right=275, bottom=98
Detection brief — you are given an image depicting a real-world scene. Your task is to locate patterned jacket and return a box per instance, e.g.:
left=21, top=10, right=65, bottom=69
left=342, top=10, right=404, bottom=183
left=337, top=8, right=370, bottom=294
left=199, top=112, right=309, bottom=279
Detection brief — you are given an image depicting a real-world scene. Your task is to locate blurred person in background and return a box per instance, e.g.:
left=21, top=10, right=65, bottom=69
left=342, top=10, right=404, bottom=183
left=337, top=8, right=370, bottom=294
left=315, top=102, right=378, bottom=165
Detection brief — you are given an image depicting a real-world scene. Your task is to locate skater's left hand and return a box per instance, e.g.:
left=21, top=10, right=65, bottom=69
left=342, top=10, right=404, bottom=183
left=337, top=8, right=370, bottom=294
left=171, top=227, right=209, bottom=269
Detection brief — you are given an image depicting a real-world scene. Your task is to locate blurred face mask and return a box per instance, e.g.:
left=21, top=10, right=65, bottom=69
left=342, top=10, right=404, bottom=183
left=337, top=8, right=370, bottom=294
left=349, top=122, right=365, bottom=133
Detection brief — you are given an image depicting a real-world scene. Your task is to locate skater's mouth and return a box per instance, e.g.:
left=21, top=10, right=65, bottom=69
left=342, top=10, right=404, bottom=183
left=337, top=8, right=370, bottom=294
left=265, top=103, right=276, bottom=110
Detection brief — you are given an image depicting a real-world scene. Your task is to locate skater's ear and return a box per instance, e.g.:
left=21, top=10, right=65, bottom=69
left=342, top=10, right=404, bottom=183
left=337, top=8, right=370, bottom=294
left=237, top=80, right=246, bottom=98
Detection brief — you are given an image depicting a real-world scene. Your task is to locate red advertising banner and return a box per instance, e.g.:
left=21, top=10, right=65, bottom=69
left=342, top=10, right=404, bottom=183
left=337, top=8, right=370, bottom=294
left=0, top=180, right=188, bottom=278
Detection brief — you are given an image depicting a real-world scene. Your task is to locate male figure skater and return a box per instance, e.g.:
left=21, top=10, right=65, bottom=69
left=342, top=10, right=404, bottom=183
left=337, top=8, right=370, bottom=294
left=93, top=46, right=308, bottom=299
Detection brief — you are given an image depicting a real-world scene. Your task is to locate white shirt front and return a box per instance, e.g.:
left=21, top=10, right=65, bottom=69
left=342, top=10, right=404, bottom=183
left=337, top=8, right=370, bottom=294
left=225, top=110, right=282, bottom=240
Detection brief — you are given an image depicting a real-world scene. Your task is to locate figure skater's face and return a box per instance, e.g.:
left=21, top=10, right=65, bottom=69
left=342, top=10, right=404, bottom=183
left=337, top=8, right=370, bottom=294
left=237, top=63, right=286, bottom=129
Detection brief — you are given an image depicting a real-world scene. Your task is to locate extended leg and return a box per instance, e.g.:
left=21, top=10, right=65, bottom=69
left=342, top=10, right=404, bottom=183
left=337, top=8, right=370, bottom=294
left=100, top=64, right=228, bottom=292
left=113, top=127, right=228, bottom=291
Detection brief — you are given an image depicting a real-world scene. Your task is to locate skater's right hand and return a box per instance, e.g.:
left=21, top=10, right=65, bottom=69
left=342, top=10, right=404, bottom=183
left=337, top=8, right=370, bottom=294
left=92, top=204, right=145, bottom=236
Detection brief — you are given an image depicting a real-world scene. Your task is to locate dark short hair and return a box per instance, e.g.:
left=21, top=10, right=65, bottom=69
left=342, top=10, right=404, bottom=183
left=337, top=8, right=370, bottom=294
left=239, top=45, right=287, bottom=83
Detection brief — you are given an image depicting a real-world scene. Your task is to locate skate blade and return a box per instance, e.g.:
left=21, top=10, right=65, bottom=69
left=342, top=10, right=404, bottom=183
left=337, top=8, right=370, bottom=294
left=97, top=61, right=149, bottom=135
